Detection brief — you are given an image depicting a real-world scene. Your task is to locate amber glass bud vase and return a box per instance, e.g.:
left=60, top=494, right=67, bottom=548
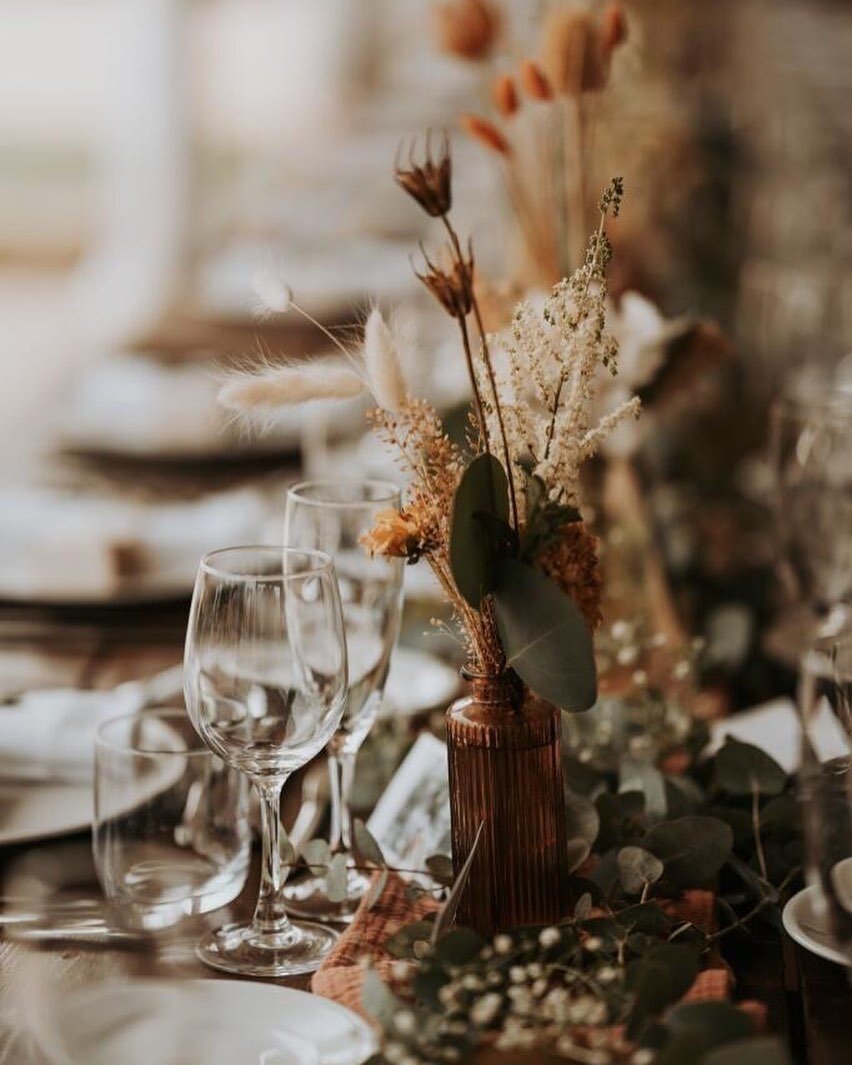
left=446, top=668, right=569, bottom=935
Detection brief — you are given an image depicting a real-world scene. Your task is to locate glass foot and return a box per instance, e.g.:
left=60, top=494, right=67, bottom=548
left=283, top=867, right=371, bottom=924
left=195, top=919, right=338, bottom=977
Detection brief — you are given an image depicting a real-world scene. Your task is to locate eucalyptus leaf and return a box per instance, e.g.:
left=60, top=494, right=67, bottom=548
left=644, top=816, right=733, bottom=888
left=353, top=819, right=386, bottom=866
left=364, top=867, right=390, bottom=911
left=493, top=559, right=596, bottom=711
left=626, top=944, right=700, bottom=1038
left=385, top=919, right=437, bottom=959
left=620, top=758, right=668, bottom=820
left=432, top=821, right=484, bottom=942
left=565, top=789, right=600, bottom=844
left=654, top=999, right=756, bottom=1065
left=701, top=1037, right=791, bottom=1065
left=714, top=738, right=787, bottom=797
left=425, top=854, right=455, bottom=886
left=302, top=838, right=331, bottom=868
left=574, top=892, right=593, bottom=921
left=449, top=454, right=509, bottom=607
left=566, top=838, right=592, bottom=873
left=325, top=853, right=349, bottom=903
left=618, top=846, right=664, bottom=895
left=433, top=927, right=485, bottom=966
left=361, top=969, right=404, bottom=1027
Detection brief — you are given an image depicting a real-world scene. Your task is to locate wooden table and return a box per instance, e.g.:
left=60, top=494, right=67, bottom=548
left=0, top=609, right=848, bottom=1061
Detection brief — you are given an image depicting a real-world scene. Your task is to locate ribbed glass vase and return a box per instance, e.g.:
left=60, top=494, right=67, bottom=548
left=446, top=669, right=569, bottom=935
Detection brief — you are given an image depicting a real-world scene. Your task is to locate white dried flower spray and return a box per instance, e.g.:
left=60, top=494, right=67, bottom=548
left=218, top=360, right=364, bottom=412
left=363, top=307, right=407, bottom=412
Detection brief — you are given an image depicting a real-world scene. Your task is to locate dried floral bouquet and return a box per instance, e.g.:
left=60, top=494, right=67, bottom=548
left=220, top=139, right=639, bottom=714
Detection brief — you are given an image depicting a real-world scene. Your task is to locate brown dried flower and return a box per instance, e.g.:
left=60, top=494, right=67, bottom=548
left=519, top=59, right=553, bottom=101
left=431, top=0, right=500, bottom=62
left=416, top=242, right=475, bottom=319
left=537, top=521, right=603, bottom=631
left=395, top=135, right=452, bottom=218
left=541, top=6, right=608, bottom=95
left=360, top=508, right=424, bottom=561
left=600, top=2, right=628, bottom=58
left=459, top=113, right=512, bottom=156
left=491, top=74, right=519, bottom=118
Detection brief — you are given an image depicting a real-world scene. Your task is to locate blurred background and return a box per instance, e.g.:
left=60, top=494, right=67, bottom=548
left=0, top=0, right=850, bottom=707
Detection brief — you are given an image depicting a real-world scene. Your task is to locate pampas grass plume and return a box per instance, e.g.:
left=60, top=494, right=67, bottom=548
left=218, top=361, right=364, bottom=413
left=363, top=308, right=407, bottom=412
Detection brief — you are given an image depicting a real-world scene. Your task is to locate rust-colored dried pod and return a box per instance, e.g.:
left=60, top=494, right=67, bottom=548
left=394, top=133, right=452, bottom=217
left=491, top=73, right=519, bottom=118
left=540, top=5, right=608, bottom=95
left=600, top=2, right=628, bottom=58
left=459, top=113, right=512, bottom=156
left=519, top=58, right=553, bottom=101
left=416, top=242, right=476, bottom=320
left=431, top=0, right=500, bottom=62
left=536, top=520, right=603, bottom=631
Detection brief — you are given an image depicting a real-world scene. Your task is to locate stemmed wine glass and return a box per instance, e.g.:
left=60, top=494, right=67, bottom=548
left=769, top=391, right=852, bottom=654
left=281, top=480, right=404, bottom=921
left=184, top=546, right=348, bottom=976
left=799, top=629, right=852, bottom=970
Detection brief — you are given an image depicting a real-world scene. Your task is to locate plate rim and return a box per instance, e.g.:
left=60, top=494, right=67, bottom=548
left=782, top=884, right=848, bottom=966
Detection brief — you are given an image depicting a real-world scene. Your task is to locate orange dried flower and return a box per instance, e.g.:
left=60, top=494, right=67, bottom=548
left=519, top=59, right=553, bottom=101
left=537, top=521, right=603, bottom=631
left=459, top=113, right=512, bottom=156
left=541, top=6, right=608, bottom=95
left=431, top=0, right=500, bottom=62
left=600, top=2, right=628, bottom=58
left=416, top=241, right=475, bottom=319
left=360, top=508, right=423, bottom=561
left=491, top=74, right=519, bottom=118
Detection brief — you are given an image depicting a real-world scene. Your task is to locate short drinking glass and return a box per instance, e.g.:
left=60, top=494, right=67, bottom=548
left=94, top=708, right=251, bottom=931
left=799, top=629, right=852, bottom=969
left=184, top=546, right=348, bottom=976
left=281, top=480, right=403, bottom=922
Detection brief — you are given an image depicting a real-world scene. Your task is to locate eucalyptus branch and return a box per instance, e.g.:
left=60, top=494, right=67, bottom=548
left=710, top=867, right=801, bottom=943
left=751, top=781, right=769, bottom=883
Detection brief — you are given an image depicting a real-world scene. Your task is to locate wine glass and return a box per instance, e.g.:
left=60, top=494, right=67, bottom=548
left=184, top=546, right=348, bottom=976
left=769, top=390, right=852, bottom=655
left=281, top=480, right=404, bottom=921
left=799, top=629, right=852, bottom=969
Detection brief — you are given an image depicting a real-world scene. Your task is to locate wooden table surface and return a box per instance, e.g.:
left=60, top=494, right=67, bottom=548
left=0, top=607, right=848, bottom=1062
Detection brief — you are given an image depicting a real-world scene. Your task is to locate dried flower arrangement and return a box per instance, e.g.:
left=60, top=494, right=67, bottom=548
left=434, top=0, right=630, bottom=287
left=220, top=139, right=639, bottom=712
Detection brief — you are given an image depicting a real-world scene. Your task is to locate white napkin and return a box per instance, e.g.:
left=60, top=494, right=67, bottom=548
left=0, top=667, right=183, bottom=784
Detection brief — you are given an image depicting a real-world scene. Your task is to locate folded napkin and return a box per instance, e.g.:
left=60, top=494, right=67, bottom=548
left=0, top=666, right=183, bottom=784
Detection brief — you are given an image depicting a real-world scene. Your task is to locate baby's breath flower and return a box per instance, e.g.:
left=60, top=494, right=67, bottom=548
left=470, top=992, right=502, bottom=1026
left=584, top=936, right=602, bottom=952
left=493, top=934, right=513, bottom=954
left=509, top=966, right=527, bottom=984
left=539, top=926, right=561, bottom=948
left=393, top=1010, right=416, bottom=1035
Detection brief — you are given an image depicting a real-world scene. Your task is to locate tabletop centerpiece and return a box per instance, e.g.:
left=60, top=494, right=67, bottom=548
left=219, top=140, right=640, bottom=936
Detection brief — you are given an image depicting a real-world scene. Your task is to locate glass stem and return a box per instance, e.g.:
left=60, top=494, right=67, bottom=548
left=252, top=778, right=294, bottom=937
left=327, top=750, right=357, bottom=855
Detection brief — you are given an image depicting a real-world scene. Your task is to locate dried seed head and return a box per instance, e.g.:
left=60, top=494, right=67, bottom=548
left=491, top=74, right=519, bottom=118
left=431, top=0, right=500, bottom=61
left=459, top=113, right=512, bottom=156
left=541, top=5, right=608, bottom=95
left=394, top=133, right=452, bottom=217
left=415, top=241, right=475, bottom=319
left=519, top=59, right=553, bottom=101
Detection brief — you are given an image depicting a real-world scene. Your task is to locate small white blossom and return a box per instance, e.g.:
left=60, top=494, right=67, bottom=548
left=526, top=962, right=544, bottom=978
left=617, top=645, right=639, bottom=666
left=531, top=978, right=548, bottom=997
left=493, top=934, right=513, bottom=954
left=632, top=1051, right=655, bottom=1065
left=393, top=1010, right=416, bottom=1035
left=584, top=936, right=602, bottom=952
left=470, top=992, right=502, bottom=1026
left=597, top=965, right=618, bottom=984
left=673, top=659, right=691, bottom=680
left=539, top=926, right=561, bottom=948
left=509, top=966, right=527, bottom=984
left=632, top=669, right=649, bottom=686
left=461, top=974, right=483, bottom=991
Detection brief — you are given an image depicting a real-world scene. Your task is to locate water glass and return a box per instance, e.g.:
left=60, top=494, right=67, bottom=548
left=799, top=629, right=852, bottom=968
left=93, top=708, right=250, bottom=931
left=281, top=480, right=403, bottom=922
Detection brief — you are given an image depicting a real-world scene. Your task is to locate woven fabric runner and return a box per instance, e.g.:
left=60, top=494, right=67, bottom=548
left=311, top=873, right=761, bottom=1028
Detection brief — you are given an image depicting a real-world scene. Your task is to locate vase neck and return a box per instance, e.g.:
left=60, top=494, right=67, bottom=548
left=461, top=667, right=524, bottom=707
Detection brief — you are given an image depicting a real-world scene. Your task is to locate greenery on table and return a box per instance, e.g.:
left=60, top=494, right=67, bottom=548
left=346, top=726, right=801, bottom=1065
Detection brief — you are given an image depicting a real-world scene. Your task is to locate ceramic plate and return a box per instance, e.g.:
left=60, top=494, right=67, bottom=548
left=382, top=647, right=460, bottom=719
left=46, top=979, right=377, bottom=1065
left=782, top=884, right=848, bottom=966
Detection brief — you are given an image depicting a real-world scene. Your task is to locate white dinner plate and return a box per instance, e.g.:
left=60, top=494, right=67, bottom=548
left=43, top=979, right=377, bottom=1065
left=782, top=883, right=848, bottom=966
left=382, top=647, right=460, bottom=720
left=0, top=734, right=185, bottom=847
